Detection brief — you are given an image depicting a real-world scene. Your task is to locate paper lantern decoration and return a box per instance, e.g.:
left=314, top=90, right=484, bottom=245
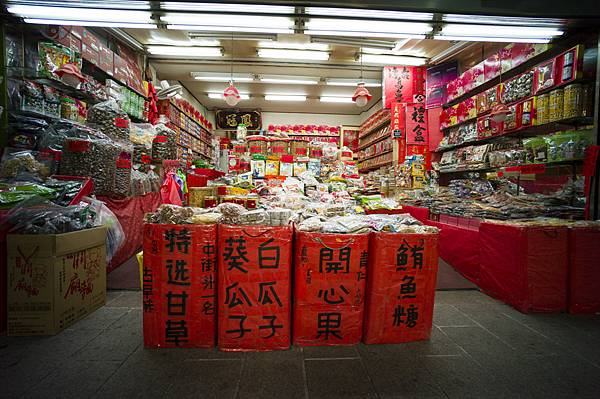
left=352, top=82, right=372, bottom=107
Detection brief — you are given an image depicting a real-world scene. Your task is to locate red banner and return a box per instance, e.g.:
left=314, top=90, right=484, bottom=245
left=390, top=102, right=406, bottom=139
left=293, top=231, right=369, bottom=346
left=217, top=225, right=293, bottom=351
left=405, top=103, right=429, bottom=145
left=382, top=66, right=425, bottom=109
left=143, top=224, right=217, bottom=348
left=363, top=232, right=439, bottom=344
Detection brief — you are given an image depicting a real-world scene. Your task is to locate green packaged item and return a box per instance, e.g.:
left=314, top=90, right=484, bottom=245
left=0, top=183, right=56, bottom=209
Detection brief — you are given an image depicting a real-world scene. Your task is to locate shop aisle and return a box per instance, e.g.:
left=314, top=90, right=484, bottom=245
left=2, top=290, right=599, bottom=399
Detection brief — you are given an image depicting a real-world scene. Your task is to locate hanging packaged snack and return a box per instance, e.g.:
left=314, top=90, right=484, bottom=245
left=87, top=99, right=131, bottom=141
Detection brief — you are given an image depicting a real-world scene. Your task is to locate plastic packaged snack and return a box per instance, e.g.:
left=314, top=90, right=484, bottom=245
left=87, top=99, right=131, bottom=141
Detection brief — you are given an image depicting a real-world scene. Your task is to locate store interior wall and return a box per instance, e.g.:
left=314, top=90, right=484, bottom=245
left=261, top=111, right=362, bottom=127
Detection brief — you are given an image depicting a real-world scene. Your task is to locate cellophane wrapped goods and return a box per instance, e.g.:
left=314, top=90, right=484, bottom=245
left=143, top=224, right=218, bottom=348
left=152, top=122, right=177, bottom=162
left=87, top=99, right=130, bottom=141
left=293, top=231, right=369, bottom=346
left=217, top=225, right=293, bottom=351
left=363, top=232, right=439, bottom=344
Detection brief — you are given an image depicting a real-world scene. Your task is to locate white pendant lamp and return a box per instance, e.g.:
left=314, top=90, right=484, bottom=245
left=353, top=48, right=372, bottom=107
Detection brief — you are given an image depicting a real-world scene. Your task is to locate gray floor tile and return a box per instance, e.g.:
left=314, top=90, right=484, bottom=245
left=432, top=304, right=477, bottom=327
left=94, top=359, right=175, bottom=398
left=0, top=356, right=58, bottom=398
left=71, top=306, right=131, bottom=330
left=303, top=345, right=359, bottom=359
left=358, top=327, right=463, bottom=358
left=105, top=291, right=142, bottom=308
left=305, top=359, right=376, bottom=399
left=163, top=359, right=243, bottom=399
left=22, top=360, right=121, bottom=399
left=238, top=355, right=306, bottom=399
left=439, top=325, right=514, bottom=361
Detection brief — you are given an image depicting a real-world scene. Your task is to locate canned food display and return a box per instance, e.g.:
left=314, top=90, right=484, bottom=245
left=536, top=94, right=549, bottom=125
left=548, top=88, right=564, bottom=122
left=563, top=84, right=583, bottom=119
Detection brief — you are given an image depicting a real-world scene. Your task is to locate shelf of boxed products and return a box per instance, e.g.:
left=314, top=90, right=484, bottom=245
left=442, top=42, right=580, bottom=108
left=360, top=149, right=393, bottom=163
left=434, top=116, right=593, bottom=153
left=171, top=126, right=213, bottom=160
left=358, top=151, right=394, bottom=173
left=358, top=125, right=391, bottom=151
left=359, top=109, right=391, bottom=139
left=438, top=158, right=584, bottom=175
left=441, top=45, right=589, bottom=131
left=287, top=133, right=340, bottom=138
left=169, top=100, right=213, bottom=132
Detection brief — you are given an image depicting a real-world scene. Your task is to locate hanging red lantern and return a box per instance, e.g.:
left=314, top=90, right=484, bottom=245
left=223, top=82, right=241, bottom=106
left=352, top=82, right=372, bottom=107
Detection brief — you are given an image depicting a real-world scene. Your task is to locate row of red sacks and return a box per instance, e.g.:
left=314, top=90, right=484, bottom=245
left=142, top=224, right=438, bottom=350
left=402, top=205, right=600, bottom=314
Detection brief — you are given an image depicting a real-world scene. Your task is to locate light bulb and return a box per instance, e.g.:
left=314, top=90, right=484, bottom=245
left=355, top=95, right=369, bottom=107
left=225, top=95, right=240, bottom=106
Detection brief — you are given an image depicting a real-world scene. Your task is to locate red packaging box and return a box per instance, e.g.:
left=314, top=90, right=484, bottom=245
left=568, top=226, right=600, bottom=314
left=217, top=225, right=293, bottom=351
left=484, top=53, right=501, bottom=81
left=113, top=53, right=129, bottom=83
left=478, top=222, right=568, bottom=313
left=98, top=45, right=114, bottom=76
left=81, top=28, right=100, bottom=52
left=142, top=224, right=217, bottom=348
left=293, top=231, right=369, bottom=346
left=48, top=26, right=82, bottom=53
left=363, top=232, right=439, bottom=344
left=81, top=43, right=99, bottom=66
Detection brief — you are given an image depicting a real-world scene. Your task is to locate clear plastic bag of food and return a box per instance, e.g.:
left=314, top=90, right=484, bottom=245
left=0, top=148, right=51, bottom=180
left=152, top=122, right=177, bottom=161
left=147, top=167, right=161, bottom=192
left=114, top=140, right=133, bottom=197
left=82, top=197, right=125, bottom=263
left=87, top=99, right=130, bottom=141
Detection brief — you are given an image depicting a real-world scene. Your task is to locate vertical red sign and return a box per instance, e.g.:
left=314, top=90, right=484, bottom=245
left=382, top=66, right=426, bottom=109
left=406, top=103, right=429, bottom=145
left=390, top=102, right=406, bottom=139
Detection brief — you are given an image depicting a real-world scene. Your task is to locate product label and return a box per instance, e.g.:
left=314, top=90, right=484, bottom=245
left=141, top=154, right=152, bottom=164
left=153, top=135, right=168, bottom=143
left=114, top=117, right=129, bottom=129
left=295, top=148, right=308, bottom=155
left=271, top=146, right=285, bottom=153
left=116, top=159, right=132, bottom=169
left=67, top=140, right=91, bottom=153
left=250, top=146, right=262, bottom=154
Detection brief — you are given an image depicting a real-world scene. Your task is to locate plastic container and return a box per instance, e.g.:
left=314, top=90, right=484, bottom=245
left=536, top=93, right=549, bottom=125
left=246, top=135, right=268, bottom=154
left=563, top=84, right=583, bottom=119
left=548, top=88, right=564, bottom=122
left=291, top=139, right=309, bottom=156
left=269, top=137, right=290, bottom=156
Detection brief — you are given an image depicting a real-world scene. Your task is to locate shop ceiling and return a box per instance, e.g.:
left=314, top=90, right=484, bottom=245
left=5, top=1, right=599, bottom=115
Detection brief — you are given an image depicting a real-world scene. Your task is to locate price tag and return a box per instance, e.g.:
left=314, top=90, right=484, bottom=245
left=141, top=154, right=152, bottom=164
left=67, top=140, right=91, bottom=152
left=153, top=135, right=167, bottom=143
left=116, top=159, right=132, bottom=169
left=114, top=117, right=129, bottom=128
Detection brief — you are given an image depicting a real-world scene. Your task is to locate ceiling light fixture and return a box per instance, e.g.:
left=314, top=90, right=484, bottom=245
left=7, top=4, right=152, bottom=23
left=147, top=46, right=222, bottom=57
left=311, top=37, right=396, bottom=50
left=191, top=72, right=254, bottom=82
left=208, top=92, right=250, bottom=100
left=258, top=41, right=329, bottom=51
left=320, top=96, right=354, bottom=103
left=265, top=94, right=307, bottom=101
left=442, top=14, right=565, bottom=27
left=22, top=19, right=157, bottom=29
left=259, top=75, right=320, bottom=85
left=159, top=2, right=294, bottom=14
left=223, top=32, right=241, bottom=107
left=360, top=53, right=427, bottom=66
left=440, top=24, right=563, bottom=39
left=352, top=48, right=372, bottom=108
left=306, top=18, right=432, bottom=39
left=305, top=7, right=433, bottom=21
left=257, top=48, right=330, bottom=61
left=433, top=35, right=552, bottom=43
left=163, top=13, right=294, bottom=34
left=326, top=78, right=381, bottom=87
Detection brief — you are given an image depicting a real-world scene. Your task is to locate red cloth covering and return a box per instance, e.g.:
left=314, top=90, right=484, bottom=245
left=401, top=205, right=430, bottom=224
left=568, top=226, right=600, bottom=314
left=478, top=222, right=568, bottom=313
left=293, top=231, right=369, bottom=346
left=217, top=225, right=293, bottom=351
left=143, top=224, right=217, bottom=348
left=424, top=220, right=481, bottom=284
left=363, top=232, right=438, bottom=344
left=98, top=193, right=162, bottom=272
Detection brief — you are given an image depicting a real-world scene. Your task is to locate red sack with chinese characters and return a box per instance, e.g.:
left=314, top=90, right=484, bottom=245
left=142, top=224, right=217, bottom=348
left=293, top=231, right=369, bottom=346
left=363, top=232, right=438, bottom=344
left=217, top=225, right=293, bottom=351
left=568, top=226, right=600, bottom=314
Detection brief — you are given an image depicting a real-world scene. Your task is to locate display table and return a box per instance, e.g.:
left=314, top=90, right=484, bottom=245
left=98, top=192, right=162, bottom=272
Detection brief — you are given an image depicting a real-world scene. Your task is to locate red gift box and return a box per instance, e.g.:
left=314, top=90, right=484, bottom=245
left=363, top=232, right=439, bottom=344
left=293, top=231, right=369, bottom=346
left=142, top=224, right=217, bottom=348
left=217, top=225, right=293, bottom=351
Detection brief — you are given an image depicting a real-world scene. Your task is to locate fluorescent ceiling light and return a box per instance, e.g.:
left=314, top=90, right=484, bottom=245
left=326, top=78, right=381, bottom=87
left=8, top=5, right=152, bottom=23
left=23, top=18, right=156, bottom=29
left=147, top=36, right=220, bottom=47
left=361, top=54, right=427, bottom=66
left=163, top=13, right=293, bottom=30
left=265, top=94, right=307, bottom=101
left=7, top=0, right=151, bottom=10
left=306, top=7, right=432, bottom=21
left=306, top=30, right=425, bottom=40
left=257, top=48, right=330, bottom=61
left=168, top=25, right=293, bottom=34
left=443, top=14, right=565, bottom=27
left=259, top=75, right=320, bottom=85
left=306, top=18, right=432, bottom=37
left=208, top=93, right=250, bottom=100
left=192, top=72, right=254, bottom=82
left=159, top=2, right=294, bottom=13
left=147, top=46, right=222, bottom=57
left=441, top=24, right=563, bottom=38
left=258, top=41, right=329, bottom=51
left=434, top=35, right=551, bottom=44
left=320, top=96, right=354, bottom=103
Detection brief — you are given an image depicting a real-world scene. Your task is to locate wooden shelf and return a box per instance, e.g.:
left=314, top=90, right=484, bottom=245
left=169, top=101, right=212, bottom=135
left=359, top=160, right=393, bottom=173
left=359, top=118, right=391, bottom=139
left=358, top=133, right=390, bottom=151
left=359, top=149, right=393, bottom=163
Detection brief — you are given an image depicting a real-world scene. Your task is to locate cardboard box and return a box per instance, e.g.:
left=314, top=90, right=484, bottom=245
left=7, top=227, right=107, bottom=336
left=81, top=43, right=99, bottom=66
left=81, top=28, right=100, bottom=52
left=113, top=53, right=129, bottom=83
left=98, top=45, right=114, bottom=76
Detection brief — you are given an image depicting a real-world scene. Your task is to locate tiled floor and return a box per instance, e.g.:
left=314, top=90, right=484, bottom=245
left=2, top=289, right=600, bottom=399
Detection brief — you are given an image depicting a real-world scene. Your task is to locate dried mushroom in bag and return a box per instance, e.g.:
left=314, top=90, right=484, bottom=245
left=87, top=99, right=131, bottom=141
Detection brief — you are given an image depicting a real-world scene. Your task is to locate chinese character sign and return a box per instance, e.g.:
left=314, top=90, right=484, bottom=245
left=382, top=66, right=426, bottom=109
left=390, top=102, right=406, bottom=140
left=406, top=103, right=429, bottom=145
left=363, top=232, right=439, bottom=344
left=218, top=225, right=293, bottom=351
left=143, top=224, right=217, bottom=348
left=293, top=231, right=369, bottom=346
